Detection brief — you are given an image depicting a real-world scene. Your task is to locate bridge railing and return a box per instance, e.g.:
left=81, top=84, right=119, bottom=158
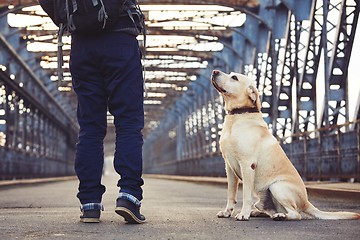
left=0, top=71, right=76, bottom=179
left=0, top=16, right=77, bottom=180
left=280, top=119, right=360, bottom=181
left=144, top=114, right=360, bottom=181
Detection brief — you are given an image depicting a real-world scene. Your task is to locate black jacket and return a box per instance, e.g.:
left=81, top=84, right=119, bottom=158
left=38, top=0, right=56, bottom=25
left=38, top=0, right=143, bottom=35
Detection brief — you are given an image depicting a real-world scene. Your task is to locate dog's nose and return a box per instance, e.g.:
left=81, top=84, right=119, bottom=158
left=212, top=70, right=220, bottom=76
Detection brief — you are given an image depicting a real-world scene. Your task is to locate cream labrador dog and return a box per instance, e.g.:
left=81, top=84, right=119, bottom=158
left=211, top=69, right=360, bottom=221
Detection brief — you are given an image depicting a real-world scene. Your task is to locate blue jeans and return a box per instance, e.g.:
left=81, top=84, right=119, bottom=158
left=70, top=31, right=144, bottom=204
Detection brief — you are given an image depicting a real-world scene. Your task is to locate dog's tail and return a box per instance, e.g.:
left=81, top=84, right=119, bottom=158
left=304, top=202, right=360, bottom=220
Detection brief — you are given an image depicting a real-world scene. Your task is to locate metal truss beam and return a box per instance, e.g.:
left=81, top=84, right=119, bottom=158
left=294, top=0, right=323, bottom=135
left=0, top=0, right=260, bottom=9
left=322, top=0, right=360, bottom=129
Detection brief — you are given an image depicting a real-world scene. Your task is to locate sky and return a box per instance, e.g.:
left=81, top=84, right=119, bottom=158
left=347, top=22, right=360, bottom=121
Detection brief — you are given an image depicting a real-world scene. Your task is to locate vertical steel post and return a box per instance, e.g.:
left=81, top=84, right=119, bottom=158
left=323, top=0, right=330, bottom=127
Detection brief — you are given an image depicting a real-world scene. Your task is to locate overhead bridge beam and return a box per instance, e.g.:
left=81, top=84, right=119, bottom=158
left=0, top=0, right=260, bottom=8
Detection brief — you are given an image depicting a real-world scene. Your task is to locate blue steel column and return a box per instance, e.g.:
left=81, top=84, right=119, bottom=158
left=322, top=0, right=359, bottom=129
left=295, top=0, right=323, bottom=135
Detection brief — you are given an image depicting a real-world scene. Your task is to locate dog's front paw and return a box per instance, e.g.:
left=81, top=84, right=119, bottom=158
left=217, top=208, right=233, bottom=218
left=235, top=212, right=251, bottom=221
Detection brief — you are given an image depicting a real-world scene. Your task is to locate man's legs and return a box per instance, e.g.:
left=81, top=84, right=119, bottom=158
left=70, top=35, right=107, bottom=218
left=101, top=32, right=144, bottom=201
left=100, top=32, right=145, bottom=223
left=73, top=83, right=107, bottom=204
left=71, top=31, right=144, bottom=223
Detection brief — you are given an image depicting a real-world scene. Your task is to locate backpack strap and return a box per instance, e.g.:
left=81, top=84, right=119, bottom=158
left=97, top=0, right=108, bottom=29
left=126, top=1, right=148, bottom=96
left=57, top=23, right=65, bottom=86
left=71, top=0, right=78, bottom=12
left=66, top=0, right=76, bottom=32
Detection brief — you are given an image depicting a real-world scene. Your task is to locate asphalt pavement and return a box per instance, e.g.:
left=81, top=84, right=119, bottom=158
left=0, top=174, right=359, bottom=240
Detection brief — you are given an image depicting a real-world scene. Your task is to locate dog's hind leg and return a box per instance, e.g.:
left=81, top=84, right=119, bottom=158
left=251, top=190, right=275, bottom=218
left=217, top=164, right=239, bottom=218
left=272, top=207, right=302, bottom=221
left=284, top=207, right=302, bottom=220
left=269, top=183, right=302, bottom=221
left=250, top=193, right=269, bottom=217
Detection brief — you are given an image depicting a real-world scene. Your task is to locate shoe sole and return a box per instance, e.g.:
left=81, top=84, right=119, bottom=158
left=115, top=207, right=145, bottom=224
left=80, top=218, right=100, bottom=223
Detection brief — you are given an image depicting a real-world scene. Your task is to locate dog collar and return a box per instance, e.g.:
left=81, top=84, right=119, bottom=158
left=228, top=107, right=259, bottom=115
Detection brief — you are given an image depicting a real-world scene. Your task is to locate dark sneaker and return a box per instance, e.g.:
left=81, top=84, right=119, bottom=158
left=80, top=209, right=101, bottom=223
left=115, top=198, right=145, bottom=224
left=79, top=203, right=103, bottom=223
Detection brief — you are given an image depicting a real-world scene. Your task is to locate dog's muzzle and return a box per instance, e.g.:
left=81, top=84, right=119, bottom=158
left=211, top=70, right=227, bottom=93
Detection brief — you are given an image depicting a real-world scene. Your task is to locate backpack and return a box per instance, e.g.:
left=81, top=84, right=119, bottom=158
left=41, top=0, right=146, bottom=84
left=54, top=0, right=126, bottom=34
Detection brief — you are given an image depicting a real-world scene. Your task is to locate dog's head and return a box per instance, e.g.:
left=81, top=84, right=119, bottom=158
left=211, top=70, right=261, bottom=112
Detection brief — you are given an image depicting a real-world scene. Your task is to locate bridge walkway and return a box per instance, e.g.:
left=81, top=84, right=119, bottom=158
left=0, top=174, right=359, bottom=240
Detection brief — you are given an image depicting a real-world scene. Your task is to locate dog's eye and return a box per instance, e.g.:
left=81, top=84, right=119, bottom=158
left=231, top=75, right=238, bottom=81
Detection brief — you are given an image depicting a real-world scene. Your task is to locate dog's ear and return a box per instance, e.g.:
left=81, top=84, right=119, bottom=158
left=247, top=86, right=257, bottom=102
left=247, top=85, right=261, bottom=109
